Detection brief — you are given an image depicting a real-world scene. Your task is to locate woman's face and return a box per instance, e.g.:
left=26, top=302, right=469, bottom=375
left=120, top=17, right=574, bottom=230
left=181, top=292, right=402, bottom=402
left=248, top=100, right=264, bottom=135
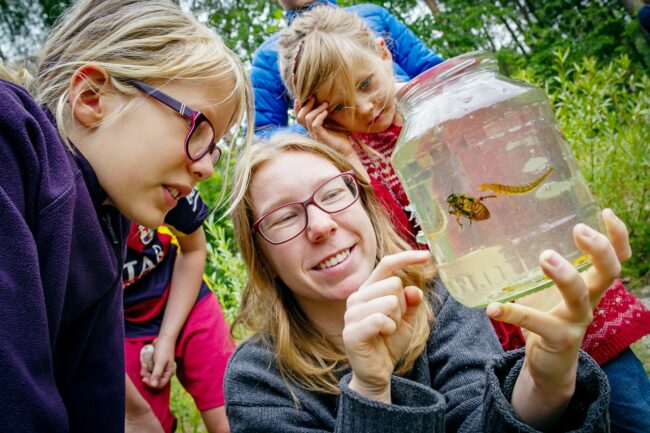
left=78, top=77, right=238, bottom=228
left=250, top=151, right=377, bottom=305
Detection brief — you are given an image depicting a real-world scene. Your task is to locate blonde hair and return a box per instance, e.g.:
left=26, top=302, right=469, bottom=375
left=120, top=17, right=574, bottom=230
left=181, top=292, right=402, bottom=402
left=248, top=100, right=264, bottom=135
left=278, top=5, right=394, bottom=113
left=0, top=57, right=37, bottom=93
left=10, top=0, right=253, bottom=208
left=230, top=133, right=436, bottom=396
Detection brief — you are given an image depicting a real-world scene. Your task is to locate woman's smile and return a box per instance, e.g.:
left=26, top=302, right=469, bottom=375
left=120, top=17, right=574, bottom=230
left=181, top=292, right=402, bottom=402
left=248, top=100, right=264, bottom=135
left=313, top=245, right=355, bottom=271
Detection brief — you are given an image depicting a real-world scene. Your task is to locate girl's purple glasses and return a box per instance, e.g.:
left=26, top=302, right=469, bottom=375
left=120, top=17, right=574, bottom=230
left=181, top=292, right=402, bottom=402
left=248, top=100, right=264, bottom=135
left=129, top=80, right=221, bottom=166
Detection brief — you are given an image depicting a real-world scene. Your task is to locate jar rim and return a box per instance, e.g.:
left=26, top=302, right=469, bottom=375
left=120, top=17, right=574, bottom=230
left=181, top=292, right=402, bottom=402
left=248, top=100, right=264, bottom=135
left=396, top=50, right=497, bottom=103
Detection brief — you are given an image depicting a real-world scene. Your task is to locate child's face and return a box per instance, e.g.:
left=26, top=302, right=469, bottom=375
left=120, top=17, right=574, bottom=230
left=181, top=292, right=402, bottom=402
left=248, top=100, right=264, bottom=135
left=250, top=151, right=377, bottom=311
left=314, top=57, right=397, bottom=134
left=77, top=77, right=238, bottom=228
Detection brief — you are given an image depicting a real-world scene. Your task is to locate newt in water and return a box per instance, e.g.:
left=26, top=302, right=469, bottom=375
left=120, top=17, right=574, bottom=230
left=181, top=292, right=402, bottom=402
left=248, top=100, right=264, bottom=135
left=478, top=167, right=555, bottom=196
left=447, top=167, right=554, bottom=229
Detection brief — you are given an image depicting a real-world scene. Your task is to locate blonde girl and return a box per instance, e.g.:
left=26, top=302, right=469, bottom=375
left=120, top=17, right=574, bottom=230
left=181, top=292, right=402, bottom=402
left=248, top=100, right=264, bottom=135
left=0, top=1, right=252, bottom=432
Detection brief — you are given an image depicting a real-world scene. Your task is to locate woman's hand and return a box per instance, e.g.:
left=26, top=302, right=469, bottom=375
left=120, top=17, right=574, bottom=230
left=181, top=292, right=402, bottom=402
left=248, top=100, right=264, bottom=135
left=486, top=209, right=630, bottom=429
left=343, top=250, right=431, bottom=403
left=140, top=337, right=176, bottom=389
left=294, top=97, right=355, bottom=158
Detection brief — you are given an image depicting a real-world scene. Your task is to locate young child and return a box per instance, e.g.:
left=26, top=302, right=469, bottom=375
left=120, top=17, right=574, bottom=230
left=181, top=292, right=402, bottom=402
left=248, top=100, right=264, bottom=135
left=123, top=189, right=233, bottom=433
left=251, top=0, right=443, bottom=137
left=278, top=6, right=650, bottom=431
left=0, top=0, right=252, bottom=431
left=225, top=132, right=629, bottom=432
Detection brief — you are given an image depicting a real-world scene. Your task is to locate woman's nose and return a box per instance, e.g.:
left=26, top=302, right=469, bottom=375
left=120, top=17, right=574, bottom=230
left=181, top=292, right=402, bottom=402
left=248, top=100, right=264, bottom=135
left=306, top=205, right=337, bottom=242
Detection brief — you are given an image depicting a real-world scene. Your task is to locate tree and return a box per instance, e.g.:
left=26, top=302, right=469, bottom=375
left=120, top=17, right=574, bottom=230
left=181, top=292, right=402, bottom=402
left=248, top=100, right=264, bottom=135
left=185, top=0, right=283, bottom=64
left=0, top=0, right=70, bottom=60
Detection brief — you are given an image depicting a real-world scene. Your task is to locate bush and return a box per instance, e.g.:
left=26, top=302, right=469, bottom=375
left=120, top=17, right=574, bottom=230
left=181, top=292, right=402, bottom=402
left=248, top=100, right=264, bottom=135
left=202, top=212, right=248, bottom=325
left=196, top=155, right=249, bottom=325
left=516, top=50, right=650, bottom=279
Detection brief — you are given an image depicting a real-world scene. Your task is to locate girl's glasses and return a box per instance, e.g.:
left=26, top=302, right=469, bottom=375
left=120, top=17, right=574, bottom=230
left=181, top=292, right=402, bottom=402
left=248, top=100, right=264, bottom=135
left=253, top=171, right=360, bottom=245
left=129, top=80, right=222, bottom=166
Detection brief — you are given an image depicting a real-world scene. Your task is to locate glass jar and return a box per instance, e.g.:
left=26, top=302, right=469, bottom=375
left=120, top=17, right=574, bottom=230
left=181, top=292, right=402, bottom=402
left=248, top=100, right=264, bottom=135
left=392, top=51, right=601, bottom=308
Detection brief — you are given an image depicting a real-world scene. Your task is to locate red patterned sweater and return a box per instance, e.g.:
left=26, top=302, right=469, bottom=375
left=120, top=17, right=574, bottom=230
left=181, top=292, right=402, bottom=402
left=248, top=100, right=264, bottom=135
left=351, top=123, right=650, bottom=363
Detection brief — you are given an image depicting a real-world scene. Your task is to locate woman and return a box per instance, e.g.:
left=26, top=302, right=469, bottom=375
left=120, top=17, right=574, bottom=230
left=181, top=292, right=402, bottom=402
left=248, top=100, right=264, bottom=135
left=224, top=133, right=629, bottom=432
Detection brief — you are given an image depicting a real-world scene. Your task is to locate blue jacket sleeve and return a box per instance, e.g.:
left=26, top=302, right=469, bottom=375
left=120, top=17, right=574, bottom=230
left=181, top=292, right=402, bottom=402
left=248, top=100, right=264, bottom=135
left=251, top=35, right=309, bottom=138
left=381, top=6, right=444, bottom=76
left=356, top=4, right=444, bottom=79
left=251, top=35, right=300, bottom=138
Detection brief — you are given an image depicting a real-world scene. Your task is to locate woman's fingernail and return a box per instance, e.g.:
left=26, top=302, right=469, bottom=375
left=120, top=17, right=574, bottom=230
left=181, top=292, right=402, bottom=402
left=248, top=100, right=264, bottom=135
left=577, top=223, right=595, bottom=239
left=603, top=208, right=620, bottom=223
left=486, top=303, right=501, bottom=318
left=541, top=250, right=561, bottom=267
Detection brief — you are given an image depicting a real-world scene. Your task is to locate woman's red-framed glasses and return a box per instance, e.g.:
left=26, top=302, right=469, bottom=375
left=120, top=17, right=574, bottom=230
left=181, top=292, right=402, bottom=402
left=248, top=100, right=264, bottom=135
left=252, top=171, right=360, bottom=245
left=129, top=80, right=222, bottom=166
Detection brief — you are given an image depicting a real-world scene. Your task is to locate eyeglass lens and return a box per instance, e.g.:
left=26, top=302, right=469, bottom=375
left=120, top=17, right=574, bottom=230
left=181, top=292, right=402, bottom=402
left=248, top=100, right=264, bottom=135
left=187, top=117, right=219, bottom=164
left=259, top=174, right=358, bottom=244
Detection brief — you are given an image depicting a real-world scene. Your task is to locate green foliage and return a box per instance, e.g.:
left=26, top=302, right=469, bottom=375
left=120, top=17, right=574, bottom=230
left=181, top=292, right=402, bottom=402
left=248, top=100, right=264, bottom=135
left=196, top=154, right=249, bottom=325
left=202, top=211, right=248, bottom=324
left=170, top=376, right=207, bottom=433
left=515, top=51, right=650, bottom=277
left=186, top=0, right=283, bottom=63
left=357, top=0, right=650, bottom=78
left=0, top=0, right=70, bottom=59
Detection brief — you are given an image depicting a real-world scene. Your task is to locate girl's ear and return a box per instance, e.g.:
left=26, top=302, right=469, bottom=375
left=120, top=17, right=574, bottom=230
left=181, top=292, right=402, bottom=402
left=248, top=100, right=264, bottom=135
left=68, top=64, right=111, bottom=129
left=376, top=38, right=393, bottom=63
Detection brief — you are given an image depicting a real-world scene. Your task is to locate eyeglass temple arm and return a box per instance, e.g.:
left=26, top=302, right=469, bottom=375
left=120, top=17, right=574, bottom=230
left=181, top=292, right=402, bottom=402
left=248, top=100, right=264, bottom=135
left=128, top=80, right=194, bottom=117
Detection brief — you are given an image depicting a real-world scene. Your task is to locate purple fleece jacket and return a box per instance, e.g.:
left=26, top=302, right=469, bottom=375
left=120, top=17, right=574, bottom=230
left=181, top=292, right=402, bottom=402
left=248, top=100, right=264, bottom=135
left=0, top=79, right=128, bottom=432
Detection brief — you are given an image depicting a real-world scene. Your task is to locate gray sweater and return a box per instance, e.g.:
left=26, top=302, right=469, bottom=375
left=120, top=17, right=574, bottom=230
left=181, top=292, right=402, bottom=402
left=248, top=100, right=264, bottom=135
left=225, top=284, right=610, bottom=432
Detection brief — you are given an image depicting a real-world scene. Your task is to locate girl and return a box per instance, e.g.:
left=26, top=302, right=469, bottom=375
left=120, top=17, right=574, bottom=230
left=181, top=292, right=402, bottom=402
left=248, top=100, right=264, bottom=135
left=278, top=6, right=650, bottom=431
left=225, top=132, right=629, bottom=432
left=0, top=1, right=252, bottom=432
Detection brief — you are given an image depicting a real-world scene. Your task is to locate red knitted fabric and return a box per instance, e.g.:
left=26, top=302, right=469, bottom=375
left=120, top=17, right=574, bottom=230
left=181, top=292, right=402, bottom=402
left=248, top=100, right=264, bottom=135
left=367, top=175, right=419, bottom=248
left=581, top=280, right=650, bottom=365
left=491, top=281, right=650, bottom=364
left=352, top=123, right=419, bottom=247
left=352, top=124, right=409, bottom=208
left=490, top=318, right=527, bottom=352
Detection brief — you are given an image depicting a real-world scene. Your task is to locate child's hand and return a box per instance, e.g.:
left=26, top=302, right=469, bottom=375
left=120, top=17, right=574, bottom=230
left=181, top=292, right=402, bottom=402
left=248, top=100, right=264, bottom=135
left=294, top=97, right=355, bottom=158
left=140, top=337, right=176, bottom=389
left=343, top=250, right=430, bottom=403
left=486, top=209, right=630, bottom=428
left=125, top=375, right=164, bottom=433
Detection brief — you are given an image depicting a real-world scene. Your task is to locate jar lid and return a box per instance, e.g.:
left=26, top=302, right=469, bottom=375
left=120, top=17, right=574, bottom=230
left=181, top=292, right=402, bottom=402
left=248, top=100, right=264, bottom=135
left=396, top=50, right=496, bottom=103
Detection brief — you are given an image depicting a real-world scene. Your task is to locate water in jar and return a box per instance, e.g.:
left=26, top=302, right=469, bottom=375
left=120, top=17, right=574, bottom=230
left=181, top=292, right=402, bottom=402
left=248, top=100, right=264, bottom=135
left=392, top=79, right=600, bottom=308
